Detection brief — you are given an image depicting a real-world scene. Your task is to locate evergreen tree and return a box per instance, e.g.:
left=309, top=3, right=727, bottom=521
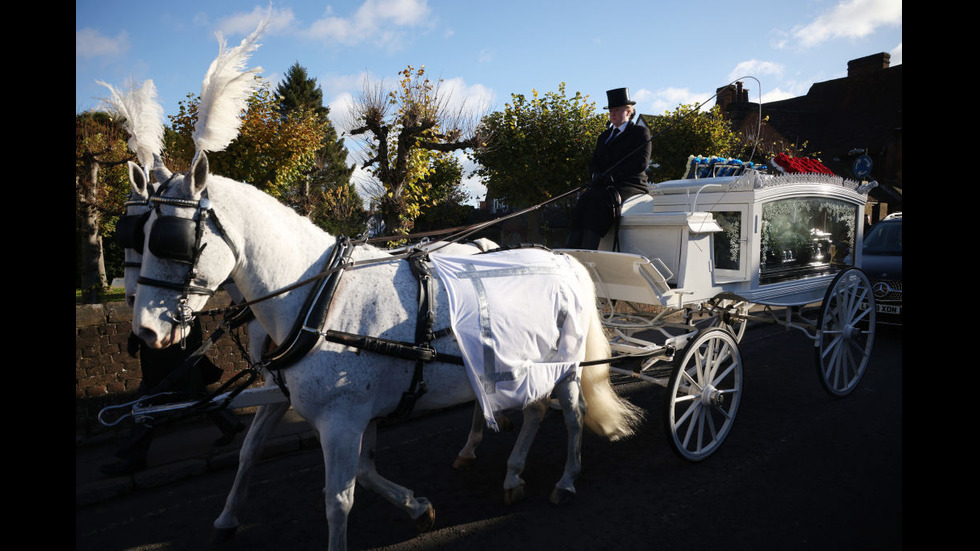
left=275, top=63, right=364, bottom=236
left=275, top=63, right=329, bottom=121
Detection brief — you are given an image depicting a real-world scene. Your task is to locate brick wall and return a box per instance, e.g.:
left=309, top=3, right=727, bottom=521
left=75, top=291, right=258, bottom=438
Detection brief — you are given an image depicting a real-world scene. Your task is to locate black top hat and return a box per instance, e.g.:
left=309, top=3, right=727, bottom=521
left=604, top=87, right=636, bottom=109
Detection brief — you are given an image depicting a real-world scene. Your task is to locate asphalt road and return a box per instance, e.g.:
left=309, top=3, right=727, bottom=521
left=76, top=322, right=902, bottom=550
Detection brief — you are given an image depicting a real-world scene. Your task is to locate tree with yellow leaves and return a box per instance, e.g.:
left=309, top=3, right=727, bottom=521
left=348, top=65, right=485, bottom=237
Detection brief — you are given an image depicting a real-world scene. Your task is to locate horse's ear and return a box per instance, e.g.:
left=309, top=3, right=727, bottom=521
left=127, top=161, right=148, bottom=196
left=152, top=154, right=172, bottom=184
left=188, top=151, right=209, bottom=197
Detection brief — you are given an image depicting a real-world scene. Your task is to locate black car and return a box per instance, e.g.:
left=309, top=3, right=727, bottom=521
left=862, top=213, right=902, bottom=324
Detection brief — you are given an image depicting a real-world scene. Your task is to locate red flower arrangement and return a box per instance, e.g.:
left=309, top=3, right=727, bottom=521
left=771, top=152, right=835, bottom=175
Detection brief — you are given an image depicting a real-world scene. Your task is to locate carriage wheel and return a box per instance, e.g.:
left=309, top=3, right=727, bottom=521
left=664, top=328, right=743, bottom=462
left=815, top=268, right=876, bottom=397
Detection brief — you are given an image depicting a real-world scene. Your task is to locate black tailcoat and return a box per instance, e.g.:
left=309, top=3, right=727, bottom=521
left=588, top=120, right=652, bottom=197
left=567, top=120, right=652, bottom=248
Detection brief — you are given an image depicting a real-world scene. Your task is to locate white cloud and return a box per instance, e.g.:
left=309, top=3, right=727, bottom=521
left=728, top=60, right=784, bottom=84
left=890, top=42, right=902, bottom=65
left=303, top=0, right=432, bottom=49
left=328, top=90, right=360, bottom=135
left=636, top=87, right=714, bottom=115
left=769, top=29, right=789, bottom=51
left=460, top=176, right=488, bottom=206
left=791, top=0, right=902, bottom=48
left=214, top=5, right=296, bottom=37
left=760, top=87, right=798, bottom=103
left=322, top=71, right=377, bottom=133
left=435, top=77, right=496, bottom=118
left=75, top=28, right=129, bottom=59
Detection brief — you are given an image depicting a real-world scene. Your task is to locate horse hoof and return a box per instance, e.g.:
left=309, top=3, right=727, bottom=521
left=210, top=526, right=238, bottom=545
left=414, top=506, right=436, bottom=532
left=549, top=487, right=575, bottom=506
left=453, top=455, right=474, bottom=470
left=503, top=482, right=526, bottom=506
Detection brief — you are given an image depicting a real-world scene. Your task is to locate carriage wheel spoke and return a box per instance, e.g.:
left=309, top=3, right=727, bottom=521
left=681, top=366, right=703, bottom=393
left=679, top=404, right=699, bottom=448
left=674, top=396, right=698, bottom=427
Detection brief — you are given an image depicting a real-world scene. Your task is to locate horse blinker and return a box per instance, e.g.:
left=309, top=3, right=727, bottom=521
left=115, top=212, right=150, bottom=254
left=148, top=215, right=200, bottom=264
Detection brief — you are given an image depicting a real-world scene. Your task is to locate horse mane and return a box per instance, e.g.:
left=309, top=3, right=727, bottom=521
left=96, top=79, right=165, bottom=169
left=193, top=19, right=267, bottom=154
left=199, top=168, right=340, bottom=252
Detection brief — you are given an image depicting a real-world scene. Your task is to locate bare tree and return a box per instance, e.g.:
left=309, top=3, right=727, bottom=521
left=346, top=66, right=487, bottom=236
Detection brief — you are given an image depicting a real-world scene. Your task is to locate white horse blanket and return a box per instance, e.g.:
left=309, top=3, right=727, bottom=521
left=429, top=248, right=589, bottom=431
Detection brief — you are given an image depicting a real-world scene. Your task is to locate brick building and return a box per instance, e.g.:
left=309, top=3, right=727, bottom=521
left=716, top=52, right=902, bottom=221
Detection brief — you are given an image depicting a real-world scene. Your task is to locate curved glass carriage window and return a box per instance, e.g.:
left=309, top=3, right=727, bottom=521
left=712, top=211, right=742, bottom=271
left=759, top=198, right=858, bottom=284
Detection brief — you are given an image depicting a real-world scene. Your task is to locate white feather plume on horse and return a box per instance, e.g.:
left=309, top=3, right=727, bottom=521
left=193, top=20, right=268, bottom=154
left=97, top=79, right=165, bottom=171
left=97, top=78, right=168, bottom=304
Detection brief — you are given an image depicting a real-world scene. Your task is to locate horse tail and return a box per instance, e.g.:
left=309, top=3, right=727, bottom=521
left=578, top=289, right=645, bottom=441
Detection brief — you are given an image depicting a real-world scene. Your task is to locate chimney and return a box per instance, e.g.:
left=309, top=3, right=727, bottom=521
left=715, top=81, right=749, bottom=110
left=848, top=52, right=891, bottom=77
left=736, top=81, right=748, bottom=102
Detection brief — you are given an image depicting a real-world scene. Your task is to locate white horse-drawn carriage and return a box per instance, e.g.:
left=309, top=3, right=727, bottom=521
left=94, top=24, right=877, bottom=550
left=103, top=154, right=876, bottom=549
left=563, top=163, right=877, bottom=461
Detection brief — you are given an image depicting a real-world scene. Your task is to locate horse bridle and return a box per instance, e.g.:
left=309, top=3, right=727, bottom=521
left=135, top=182, right=241, bottom=334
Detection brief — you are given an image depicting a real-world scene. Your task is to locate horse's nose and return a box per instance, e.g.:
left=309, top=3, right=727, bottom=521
left=126, top=294, right=136, bottom=308
left=135, top=326, right=168, bottom=349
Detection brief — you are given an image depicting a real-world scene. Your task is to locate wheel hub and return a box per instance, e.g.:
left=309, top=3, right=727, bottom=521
left=700, top=385, right=725, bottom=407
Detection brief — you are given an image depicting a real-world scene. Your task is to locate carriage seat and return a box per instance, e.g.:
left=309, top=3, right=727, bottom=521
left=562, top=249, right=672, bottom=305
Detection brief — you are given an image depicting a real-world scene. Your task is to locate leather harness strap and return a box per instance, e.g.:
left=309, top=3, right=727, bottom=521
left=260, top=237, right=356, bottom=371
left=253, top=241, right=462, bottom=418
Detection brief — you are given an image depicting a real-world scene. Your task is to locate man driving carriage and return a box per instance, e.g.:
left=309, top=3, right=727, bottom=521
left=566, top=87, right=652, bottom=250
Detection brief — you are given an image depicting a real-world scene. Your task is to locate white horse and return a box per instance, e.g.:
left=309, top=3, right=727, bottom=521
left=101, top=76, right=295, bottom=490
left=132, top=153, right=641, bottom=550
left=97, top=57, right=523, bottom=534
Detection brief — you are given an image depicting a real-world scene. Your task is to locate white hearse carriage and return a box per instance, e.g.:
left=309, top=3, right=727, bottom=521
left=563, top=160, right=878, bottom=460
left=104, top=152, right=878, bottom=465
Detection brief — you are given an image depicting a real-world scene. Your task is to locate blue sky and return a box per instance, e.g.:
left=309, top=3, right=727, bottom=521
left=76, top=0, right=902, bottom=203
